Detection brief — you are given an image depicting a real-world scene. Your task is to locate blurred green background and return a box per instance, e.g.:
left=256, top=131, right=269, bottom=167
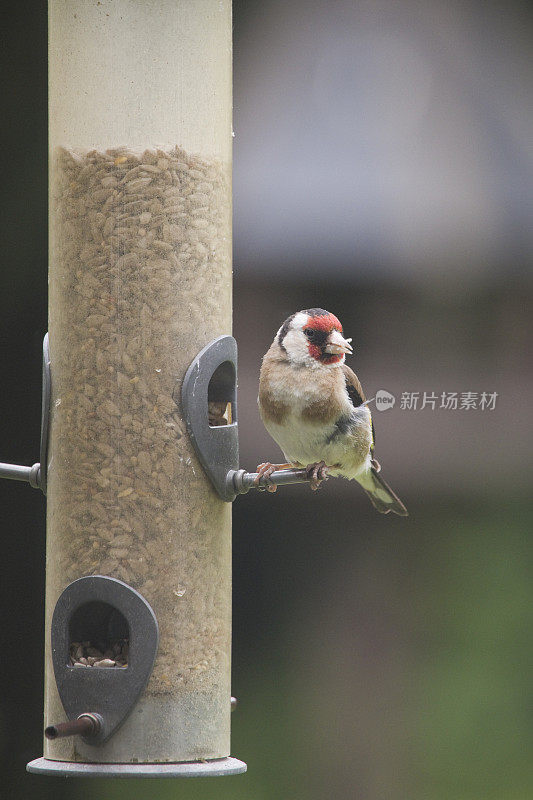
left=1, top=1, right=532, bottom=799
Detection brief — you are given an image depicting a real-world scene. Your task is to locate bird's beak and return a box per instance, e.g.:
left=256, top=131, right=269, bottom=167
left=324, top=330, right=353, bottom=355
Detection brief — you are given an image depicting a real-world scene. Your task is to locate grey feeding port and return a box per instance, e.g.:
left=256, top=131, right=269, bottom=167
left=181, top=335, right=240, bottom=501
left=48, top=576, right=158, bottom=746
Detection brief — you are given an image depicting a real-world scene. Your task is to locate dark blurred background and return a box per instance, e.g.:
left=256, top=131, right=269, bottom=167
left=1, top=1, right=532, bottom=798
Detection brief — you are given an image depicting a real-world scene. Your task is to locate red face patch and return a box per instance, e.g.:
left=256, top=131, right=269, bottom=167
left=305, top=312, right=344, bottom=363
left=305, top=313, right=342, bottom=333
left=307, top=344, right=343, bottom=365
left=321, top=353, right=343, bottom=365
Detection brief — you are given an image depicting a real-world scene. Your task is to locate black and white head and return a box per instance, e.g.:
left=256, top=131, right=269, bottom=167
left=276, top=308, right=353, bottom=367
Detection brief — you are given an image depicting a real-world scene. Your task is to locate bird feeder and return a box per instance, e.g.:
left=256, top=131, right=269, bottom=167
left=10, top=0, right=245, bottom=778
left=0, top=0, right=323, bottom=779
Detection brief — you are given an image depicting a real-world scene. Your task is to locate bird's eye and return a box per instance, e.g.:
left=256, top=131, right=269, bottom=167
left=304, top=328, right=314, bottom=339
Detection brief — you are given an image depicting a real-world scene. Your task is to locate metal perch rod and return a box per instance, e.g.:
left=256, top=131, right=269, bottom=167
left=0, top=461, right=316, bottom=495
left=228, top=468, right=315, bottom=494
left=45, top=714, right=102, bottom=740
left=0, top=462, right=41, bottom=487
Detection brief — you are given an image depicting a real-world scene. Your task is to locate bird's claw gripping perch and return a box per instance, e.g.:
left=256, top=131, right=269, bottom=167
left=305, top=461, right=329, bottom=491
left=254, top=462, right=279, bottom=493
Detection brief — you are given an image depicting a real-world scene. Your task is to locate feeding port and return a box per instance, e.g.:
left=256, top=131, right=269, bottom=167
left=208, top=360, right=237, bottom=427
left=27, top=0, right=245, bottom=778
left=68, top=601, right=129, bottom=669
left=46, top=576, right=159, bottom=747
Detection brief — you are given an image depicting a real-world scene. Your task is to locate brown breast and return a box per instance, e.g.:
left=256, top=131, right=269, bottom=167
left=301, top=395, right=343, bottom=424
left=259, top=343, right=347, bottom=426
left=259, top=390, right=290, bottom=425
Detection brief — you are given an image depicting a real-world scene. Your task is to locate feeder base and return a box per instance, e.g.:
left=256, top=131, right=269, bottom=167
left=26, top=756, right=247, bottom=778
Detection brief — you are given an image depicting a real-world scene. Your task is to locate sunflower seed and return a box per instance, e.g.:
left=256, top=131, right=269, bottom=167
left=50, top=144, right=231, bottom=693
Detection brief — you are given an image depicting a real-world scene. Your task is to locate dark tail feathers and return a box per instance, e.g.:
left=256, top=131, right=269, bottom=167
left=363, top=466, right=408, bottom=516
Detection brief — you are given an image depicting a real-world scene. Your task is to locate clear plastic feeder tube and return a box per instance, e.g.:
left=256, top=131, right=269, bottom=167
left=46, top=0, right=232, bottom=763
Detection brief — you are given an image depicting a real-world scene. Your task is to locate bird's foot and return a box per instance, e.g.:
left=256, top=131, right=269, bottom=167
left=305, top=461, right=329, bottom=491
left=254, top=462, right=290, bottom=493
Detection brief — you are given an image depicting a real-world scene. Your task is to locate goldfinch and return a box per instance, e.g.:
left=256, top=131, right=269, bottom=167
left=257, top=308, right=408, bottom=516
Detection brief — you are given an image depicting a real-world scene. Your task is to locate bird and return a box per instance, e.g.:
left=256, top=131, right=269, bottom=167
left=256, top=308, right=408, bottom=516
